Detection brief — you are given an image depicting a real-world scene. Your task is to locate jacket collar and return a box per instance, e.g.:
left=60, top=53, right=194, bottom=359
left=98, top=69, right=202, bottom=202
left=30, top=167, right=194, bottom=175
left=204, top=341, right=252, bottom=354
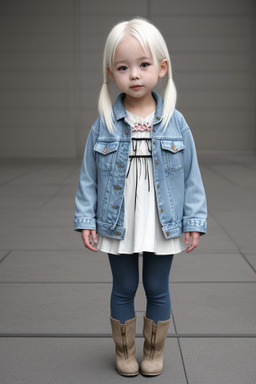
left=113, top=92, right=164, bottom=122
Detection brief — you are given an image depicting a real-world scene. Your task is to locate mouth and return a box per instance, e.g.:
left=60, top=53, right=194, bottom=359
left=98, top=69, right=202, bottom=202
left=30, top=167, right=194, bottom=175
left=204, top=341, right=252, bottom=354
left=130, top=85, right=143, bottom=90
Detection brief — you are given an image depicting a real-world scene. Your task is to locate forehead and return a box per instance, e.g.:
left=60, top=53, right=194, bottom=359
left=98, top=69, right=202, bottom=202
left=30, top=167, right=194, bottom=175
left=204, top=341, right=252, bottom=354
left=114, top=35, right=152, bottom=61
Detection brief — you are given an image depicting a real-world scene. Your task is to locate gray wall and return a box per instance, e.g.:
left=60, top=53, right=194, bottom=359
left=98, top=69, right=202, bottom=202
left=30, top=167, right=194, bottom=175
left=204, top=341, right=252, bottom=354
left=0, top=0, right=255, bottom=158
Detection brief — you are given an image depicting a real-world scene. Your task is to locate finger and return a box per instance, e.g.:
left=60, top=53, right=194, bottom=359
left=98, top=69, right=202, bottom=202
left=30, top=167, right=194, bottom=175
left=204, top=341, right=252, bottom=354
left=186, top=244, right=196, bottom=253
left=186, top=235, right=199, bottom=253
left=81, top=230, right=89, bottom=247
left=87, top=232, right=98, bottom=252
left=82, top=231, right=98, bottom=252
left=184, top=232, right=190, bottom=245
left=91, top=230, right=98, bottom=244
left=86, top=242, right=98, bottom=252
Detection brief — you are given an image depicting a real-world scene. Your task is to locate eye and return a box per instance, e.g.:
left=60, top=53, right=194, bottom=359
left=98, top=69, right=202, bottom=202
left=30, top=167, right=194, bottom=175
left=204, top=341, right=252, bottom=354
left=140, top=62, right=150, bottom=68
left=117, top=65, right=127, bottom=71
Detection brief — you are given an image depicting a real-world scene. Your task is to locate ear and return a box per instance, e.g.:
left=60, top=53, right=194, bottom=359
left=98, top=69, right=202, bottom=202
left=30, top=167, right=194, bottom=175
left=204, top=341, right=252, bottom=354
left=106, top=65, right=115, bottom=82
left=158, top=59, right=168, bottom=78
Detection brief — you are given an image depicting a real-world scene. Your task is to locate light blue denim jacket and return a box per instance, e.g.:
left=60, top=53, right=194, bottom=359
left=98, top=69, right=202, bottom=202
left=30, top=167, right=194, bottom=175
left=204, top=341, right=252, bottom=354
left=74, top=92, right=207, bottom=239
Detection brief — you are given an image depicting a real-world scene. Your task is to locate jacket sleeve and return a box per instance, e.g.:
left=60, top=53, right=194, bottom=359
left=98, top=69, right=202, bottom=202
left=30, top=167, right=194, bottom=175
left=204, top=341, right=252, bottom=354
left=73, top=125, right=98, bottom=232
left=182, top=125, right=207, bottom=234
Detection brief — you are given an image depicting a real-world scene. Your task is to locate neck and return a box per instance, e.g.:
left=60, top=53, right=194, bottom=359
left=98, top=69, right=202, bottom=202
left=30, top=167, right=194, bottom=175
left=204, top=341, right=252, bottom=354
left=123, top=93, right=156, bottom=118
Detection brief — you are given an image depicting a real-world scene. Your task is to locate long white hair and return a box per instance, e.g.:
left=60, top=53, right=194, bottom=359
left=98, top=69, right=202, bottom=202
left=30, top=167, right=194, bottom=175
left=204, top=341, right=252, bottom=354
left=98, top=17, right=177, bottom=133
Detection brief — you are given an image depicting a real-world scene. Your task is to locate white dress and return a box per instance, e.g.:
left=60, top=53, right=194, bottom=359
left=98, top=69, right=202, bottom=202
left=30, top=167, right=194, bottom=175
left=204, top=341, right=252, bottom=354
left=97, top=111, right=186, bottom=255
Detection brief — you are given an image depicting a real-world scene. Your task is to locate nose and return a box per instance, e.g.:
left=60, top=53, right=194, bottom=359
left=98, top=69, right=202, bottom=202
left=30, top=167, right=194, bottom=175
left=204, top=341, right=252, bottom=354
left=129, top=71, right=140, bottom=80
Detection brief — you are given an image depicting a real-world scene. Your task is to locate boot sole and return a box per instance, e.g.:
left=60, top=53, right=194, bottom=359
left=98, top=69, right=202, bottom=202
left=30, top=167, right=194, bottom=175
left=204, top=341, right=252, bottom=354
left=116, top=369, right=139, bottom=377
left=140, top=369, right=163, bottom=377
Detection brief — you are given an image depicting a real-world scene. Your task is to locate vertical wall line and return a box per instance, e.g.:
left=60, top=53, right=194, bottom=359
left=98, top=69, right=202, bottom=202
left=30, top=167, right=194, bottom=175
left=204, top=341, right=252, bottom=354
left=253, top=0, right=256, bottom=153
left=147, top=0, right=151, bottom=20
left=72, top=0, right=81, bottom=158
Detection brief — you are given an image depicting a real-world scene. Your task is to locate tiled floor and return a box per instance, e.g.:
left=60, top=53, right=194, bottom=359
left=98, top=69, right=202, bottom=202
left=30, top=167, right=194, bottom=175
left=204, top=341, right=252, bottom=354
left=0, top=154, right=256, bottom=384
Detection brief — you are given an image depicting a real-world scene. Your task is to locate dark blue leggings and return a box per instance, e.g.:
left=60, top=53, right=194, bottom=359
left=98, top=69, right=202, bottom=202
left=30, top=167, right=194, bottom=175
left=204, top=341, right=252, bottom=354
left=108, top=252, right=174, bottom=324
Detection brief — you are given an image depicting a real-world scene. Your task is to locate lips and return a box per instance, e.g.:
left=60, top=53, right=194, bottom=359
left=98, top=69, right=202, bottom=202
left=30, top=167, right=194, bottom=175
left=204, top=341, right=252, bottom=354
left=130, top=85, right=142, bottom=90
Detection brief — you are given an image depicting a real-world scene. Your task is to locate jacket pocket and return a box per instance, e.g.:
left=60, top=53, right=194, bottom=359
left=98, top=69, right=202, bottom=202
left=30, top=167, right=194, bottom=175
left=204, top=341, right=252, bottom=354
left=94, top=141, right=119, bottom=172
left=161, top=140, right=185, bottom=172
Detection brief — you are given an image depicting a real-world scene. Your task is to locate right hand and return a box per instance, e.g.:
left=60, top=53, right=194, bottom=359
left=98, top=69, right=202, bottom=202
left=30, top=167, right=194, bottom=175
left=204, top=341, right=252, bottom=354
left=81, top=229, right=98, bottom=252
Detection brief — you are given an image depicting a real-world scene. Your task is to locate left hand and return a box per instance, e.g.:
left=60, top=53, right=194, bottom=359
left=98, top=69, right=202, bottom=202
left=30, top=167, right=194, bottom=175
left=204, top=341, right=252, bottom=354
left=185, top=232, right=200, bottom=253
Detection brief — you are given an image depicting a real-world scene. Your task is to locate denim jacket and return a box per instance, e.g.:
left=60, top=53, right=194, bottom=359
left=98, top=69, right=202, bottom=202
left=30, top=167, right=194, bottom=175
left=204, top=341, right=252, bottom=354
left=74, top=92, right=207, bottom=240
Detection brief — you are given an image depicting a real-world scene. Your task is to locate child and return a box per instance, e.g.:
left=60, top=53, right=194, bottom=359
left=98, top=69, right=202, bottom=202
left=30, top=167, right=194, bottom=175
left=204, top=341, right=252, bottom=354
left=74, top=17, right=207, bottom=377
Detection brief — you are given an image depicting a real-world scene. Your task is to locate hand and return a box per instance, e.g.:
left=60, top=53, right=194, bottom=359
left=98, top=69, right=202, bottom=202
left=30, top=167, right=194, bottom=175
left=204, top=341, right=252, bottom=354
left=185, top=232, right=200, bottom=253
left=81, top=229, right=98, bottom=252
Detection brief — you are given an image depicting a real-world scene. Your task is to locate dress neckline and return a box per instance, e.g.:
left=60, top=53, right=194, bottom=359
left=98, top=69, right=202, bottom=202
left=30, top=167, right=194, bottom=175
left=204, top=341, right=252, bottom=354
left=126, top=110, right=155, bottom=132
left=126, top=110, right=155, bottom=122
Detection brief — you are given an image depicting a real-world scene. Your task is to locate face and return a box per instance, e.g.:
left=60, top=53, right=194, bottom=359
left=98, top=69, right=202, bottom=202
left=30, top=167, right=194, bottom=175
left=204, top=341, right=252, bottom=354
left=108, top=35, right=167, bottom=103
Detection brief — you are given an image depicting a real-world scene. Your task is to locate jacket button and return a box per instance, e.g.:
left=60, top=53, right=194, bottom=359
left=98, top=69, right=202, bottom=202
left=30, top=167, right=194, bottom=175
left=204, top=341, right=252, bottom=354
left=157, top=184, right=160, bottom=189
left=104, top=146, right=108, bottom=153
left=115, top=232, right=121, bottom=235
left=111, top=205, right=118, bottom=209
left=153, top=140, right=156, bottom=144
left=172, top=144, right=178, bottom=151
left=155, top=160, right=158, bottom=165
left=118, top=164, right=124, bottom=168
left=156, top=115, right=161, bottom=120
left=114, top=186, right=122, bottom=190
left=160, top=208, right=164, bottom=213
left=166, top=231, right=170, bottom=236
left=125, top=129, right=129, bottom=135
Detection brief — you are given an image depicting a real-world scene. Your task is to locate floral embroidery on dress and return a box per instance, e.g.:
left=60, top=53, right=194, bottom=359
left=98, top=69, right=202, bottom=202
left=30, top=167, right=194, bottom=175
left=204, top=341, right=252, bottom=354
left=132, top=122, right=152, bottom=132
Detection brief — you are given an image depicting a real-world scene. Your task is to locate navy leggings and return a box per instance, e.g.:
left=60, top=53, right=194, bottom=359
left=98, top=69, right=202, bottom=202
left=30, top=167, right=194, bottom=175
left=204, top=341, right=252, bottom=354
left=108, top=252, right=174, bottom=324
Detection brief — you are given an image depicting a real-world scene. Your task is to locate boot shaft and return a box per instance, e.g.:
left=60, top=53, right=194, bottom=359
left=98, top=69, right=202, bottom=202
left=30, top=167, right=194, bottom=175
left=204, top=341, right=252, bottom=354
left=110, top=315, right=137, bottom=358
left=110, top=314, right=139, bottom=376
left=143, top=314, right=171, bottom=359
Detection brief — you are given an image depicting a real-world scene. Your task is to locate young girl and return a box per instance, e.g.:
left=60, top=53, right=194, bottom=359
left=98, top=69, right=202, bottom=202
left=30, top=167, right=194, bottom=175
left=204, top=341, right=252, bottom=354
left=74, top=17, right=207, bottom=377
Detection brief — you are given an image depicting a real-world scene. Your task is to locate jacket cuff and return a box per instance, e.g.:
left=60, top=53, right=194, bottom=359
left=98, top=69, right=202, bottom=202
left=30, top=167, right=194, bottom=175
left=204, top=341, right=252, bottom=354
left=183, top=219, right=207, bottom=235
left=73, top=217, right=96, bottom=232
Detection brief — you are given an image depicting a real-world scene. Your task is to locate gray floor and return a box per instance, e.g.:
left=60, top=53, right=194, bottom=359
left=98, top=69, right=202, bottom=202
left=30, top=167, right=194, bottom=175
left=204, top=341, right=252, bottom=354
left=0, top=154, right=256, bottom=384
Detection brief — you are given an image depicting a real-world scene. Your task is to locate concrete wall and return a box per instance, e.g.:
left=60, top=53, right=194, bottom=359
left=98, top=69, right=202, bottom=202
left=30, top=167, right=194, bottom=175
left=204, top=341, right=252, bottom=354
left=0, top=0, right=255, bottom=158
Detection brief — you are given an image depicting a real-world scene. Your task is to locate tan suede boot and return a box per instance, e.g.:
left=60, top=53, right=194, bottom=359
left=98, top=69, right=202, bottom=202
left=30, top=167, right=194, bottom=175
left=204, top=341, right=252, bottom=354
left=110, top=314, right=139, bottom=376
left=140, top=314, right=171, bottom=376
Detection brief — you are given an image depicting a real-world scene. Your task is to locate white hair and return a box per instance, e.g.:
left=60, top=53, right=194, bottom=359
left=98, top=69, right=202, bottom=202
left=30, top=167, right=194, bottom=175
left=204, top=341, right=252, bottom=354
left=98, top=17, right=177, bottom=133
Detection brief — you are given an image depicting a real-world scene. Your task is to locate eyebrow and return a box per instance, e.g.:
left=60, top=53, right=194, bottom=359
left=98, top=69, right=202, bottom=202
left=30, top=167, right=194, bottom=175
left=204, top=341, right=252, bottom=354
left=114, top=56, right=152, bottom=66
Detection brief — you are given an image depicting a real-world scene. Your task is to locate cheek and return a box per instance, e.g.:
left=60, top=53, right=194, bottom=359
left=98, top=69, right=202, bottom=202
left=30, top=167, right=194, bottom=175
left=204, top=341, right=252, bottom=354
left=115, top=74, right=127, bottom=88
left=148, top=74, right=159, bottom=87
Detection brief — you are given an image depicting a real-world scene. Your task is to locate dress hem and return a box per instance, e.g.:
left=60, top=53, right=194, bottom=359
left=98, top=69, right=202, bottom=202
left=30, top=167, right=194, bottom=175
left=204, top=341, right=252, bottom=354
left=97, top=245, right=186, bottom=256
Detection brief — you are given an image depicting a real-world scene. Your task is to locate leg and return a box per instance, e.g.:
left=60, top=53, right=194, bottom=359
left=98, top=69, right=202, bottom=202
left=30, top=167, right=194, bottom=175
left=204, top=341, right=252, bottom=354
left=108, top=253, right=139, bottom=323
left=141, top=252, right=174, bottom=376
left=142, top=252, right=174, bottom=323
left=108, top=253, right=139, bottom=376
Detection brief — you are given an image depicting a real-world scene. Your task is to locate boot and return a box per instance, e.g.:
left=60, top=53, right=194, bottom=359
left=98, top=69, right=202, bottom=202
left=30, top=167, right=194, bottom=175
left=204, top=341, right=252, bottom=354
left=140, top=314, right=171, bottom=376
left=110, top=314, right=139, bottom=376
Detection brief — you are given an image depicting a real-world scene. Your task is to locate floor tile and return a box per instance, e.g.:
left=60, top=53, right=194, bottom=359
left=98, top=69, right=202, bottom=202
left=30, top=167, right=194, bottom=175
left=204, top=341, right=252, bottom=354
left=0, top=251, right=9, bottom=262
left=246, top=254, right=256, bottom=270
left=195, top=215, right=237, bottom=253
left=0, top=283, right=175, bottom=334
left=0, top=250, right=149, bottom=283
left=0, top=164, right=30, bottom=183
left=0, top=227, right=82, bottom=251
left=212, top=210, right=256, bottom=254
left=172, top=283, right=256, bottom=334
left=180, top=338, right=256, bottom=384
left=0, top=250, right=113, bottom=282
left=0, top=338, right=186, bottom=384
left=171, top=252, right=256, bottom=282
left=0, top=207, right=74, bottom=229
left=0, top=283, right=111, bottom=334
left=209, top=164, right=256, bottom=188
